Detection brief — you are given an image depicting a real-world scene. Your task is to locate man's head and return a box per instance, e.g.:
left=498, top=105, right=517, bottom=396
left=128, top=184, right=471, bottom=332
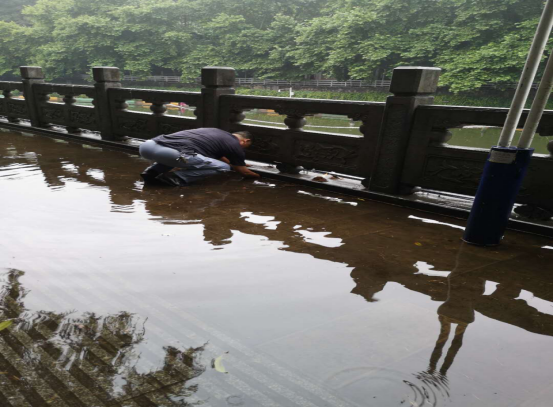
left=233, top=131, right=252, bottom=149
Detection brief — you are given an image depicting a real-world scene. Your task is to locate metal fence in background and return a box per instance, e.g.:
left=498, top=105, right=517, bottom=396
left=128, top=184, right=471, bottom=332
left=116, top=75, right=392, bottom=88
left=82, top=75, right=539, bottom=90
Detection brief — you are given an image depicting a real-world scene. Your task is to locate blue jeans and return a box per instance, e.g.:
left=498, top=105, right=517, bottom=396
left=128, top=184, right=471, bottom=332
left=139, top=140, right=231, bottom=184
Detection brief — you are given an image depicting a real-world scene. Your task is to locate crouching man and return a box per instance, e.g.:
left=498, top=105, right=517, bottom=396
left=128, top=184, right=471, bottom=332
left=139, top=128, right=259, bottom=186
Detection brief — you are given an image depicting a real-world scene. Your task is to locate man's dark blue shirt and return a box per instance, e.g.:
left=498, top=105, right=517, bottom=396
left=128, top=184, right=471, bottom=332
left=153, top=128, right=246, bottom=166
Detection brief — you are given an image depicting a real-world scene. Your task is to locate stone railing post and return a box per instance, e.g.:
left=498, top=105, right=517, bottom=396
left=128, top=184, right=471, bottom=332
left=93, top=67, right=121, bottom=140
left=201, top=67, right=235, bottom=128
left=20, top=66, right=45, bottom=127
left=369, top=66, right=441, bottom=194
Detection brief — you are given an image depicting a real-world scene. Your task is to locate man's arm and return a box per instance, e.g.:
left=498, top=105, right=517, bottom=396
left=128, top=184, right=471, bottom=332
left=232, top=165, right=260, bottom=178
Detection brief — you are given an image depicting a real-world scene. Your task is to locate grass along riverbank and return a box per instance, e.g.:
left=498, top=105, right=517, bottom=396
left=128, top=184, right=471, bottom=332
left=126, top=84, right=553, bottom=109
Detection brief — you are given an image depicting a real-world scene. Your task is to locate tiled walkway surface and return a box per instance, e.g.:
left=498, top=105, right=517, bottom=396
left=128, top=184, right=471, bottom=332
left=1, top=129, right=553, bottom=406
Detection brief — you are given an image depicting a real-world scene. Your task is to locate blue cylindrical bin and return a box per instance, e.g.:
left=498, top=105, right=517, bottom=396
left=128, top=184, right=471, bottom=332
left=463, top=147, right=534, bottom=246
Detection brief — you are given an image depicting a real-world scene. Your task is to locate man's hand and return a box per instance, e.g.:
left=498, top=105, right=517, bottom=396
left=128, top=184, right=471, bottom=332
left=232, top=165, right=260, bottom=178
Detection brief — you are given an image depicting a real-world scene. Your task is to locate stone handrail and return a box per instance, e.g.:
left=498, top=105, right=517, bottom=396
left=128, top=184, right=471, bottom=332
left=31, top=83, right=97, bottom=133
left=0, top=81, right=28, bottom=123
left=400, top=105, right=553, bottom=212
left=0, top=64, right=551, bottom=218
left=219, top=94, right=384, bottom=180
left=107, top=87, right=202, bottom=139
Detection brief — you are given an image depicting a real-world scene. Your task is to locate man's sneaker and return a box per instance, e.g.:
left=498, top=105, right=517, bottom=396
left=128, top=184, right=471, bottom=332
left=141, top=163, right=172, bottom=177
left=141, top=172, right=164, bottom=185
left=140, top=162, right=176, bottom=186
left=150, top=162, right=174, bottom=173
left=141, top=171, right=165, bottom=186
left=155, top=172, right=187, bottom=187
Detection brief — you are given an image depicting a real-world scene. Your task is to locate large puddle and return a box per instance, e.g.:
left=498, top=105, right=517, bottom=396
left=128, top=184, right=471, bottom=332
left=1, top=129, right=553, bottom=407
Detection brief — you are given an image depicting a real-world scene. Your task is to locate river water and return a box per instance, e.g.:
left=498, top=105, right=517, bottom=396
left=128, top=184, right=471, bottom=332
left=1, top=129, right=553, bottom=406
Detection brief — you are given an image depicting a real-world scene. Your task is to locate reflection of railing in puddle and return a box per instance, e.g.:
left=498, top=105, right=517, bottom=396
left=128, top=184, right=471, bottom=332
left=4, top=132, right=553, bottom=405
left=5, top=133, right=553, bottom=337
left=0, top=268, right=206, bottom=406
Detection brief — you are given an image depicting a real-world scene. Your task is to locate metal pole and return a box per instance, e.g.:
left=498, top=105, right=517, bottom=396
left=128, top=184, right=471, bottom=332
left=517, top=49, right=553, bottom=148
left=463, top=1, right=553, bottom=245
left=497, top=0, right=553, bottom=147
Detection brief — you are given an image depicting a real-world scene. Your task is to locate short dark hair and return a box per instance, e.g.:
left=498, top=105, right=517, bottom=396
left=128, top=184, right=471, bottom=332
left=233, top=131, right=252, bottom=141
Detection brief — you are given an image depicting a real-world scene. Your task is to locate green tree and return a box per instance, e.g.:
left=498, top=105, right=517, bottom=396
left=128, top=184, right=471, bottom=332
left=1, top=0, right=550, bottom=92
left=292, top=0, right=548, bottom=90
left=0, top=0, right=37, bottom=24
left=0, top=21, right=31, bottom=76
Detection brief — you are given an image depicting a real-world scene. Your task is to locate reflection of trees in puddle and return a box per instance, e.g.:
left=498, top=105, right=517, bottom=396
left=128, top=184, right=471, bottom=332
left=0, top=269, right=206, bottom=406
left=7, top=133, right=553, bottom=325
left=4, top=132, right=553, bottom=405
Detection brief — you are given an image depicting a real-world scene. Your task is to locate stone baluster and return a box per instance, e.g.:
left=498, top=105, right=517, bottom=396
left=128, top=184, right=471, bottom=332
left=429, top=129, right=453, bottom=146
left=369, top=66, right=441, bottom=195
left=281, top=109, right=306, bottom=131
left=93, top=67, right=121, bottom=140
left=149, top=101, right=167, bottom=116
left=200, top=67, right=236, bottom=127
left=348, top=112, right=374, bottom=187
left=548, top=140, right=553, bottom=157
left=348, top=112, right=370, bottom=136
left=113, top=99, right=128, bottom=111
left=3, top=89, right=20, bottom=123
left=20, top=66, right=45, bottom=127
left=192, top=106, right=200, bottom=121
left=63, top=93, right=81, bottom=134
left=273, top=107, right=307, bottom=174
left=229, top=107, right=246, bottom=125
left=36, top=91, right=50, bottom=104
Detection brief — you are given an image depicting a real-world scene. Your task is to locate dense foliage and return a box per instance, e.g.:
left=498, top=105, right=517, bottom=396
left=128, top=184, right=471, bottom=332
left=0, top=0, right=36, bottom=24
left=0, top=0, right=550, bottom=91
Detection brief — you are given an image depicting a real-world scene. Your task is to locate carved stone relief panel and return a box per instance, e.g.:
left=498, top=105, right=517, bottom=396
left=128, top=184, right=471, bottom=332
left=422, top=156, right=483, bottom=190
left=248, top=134, right=280, bottom=156
left=41, top=106, right=64, bottom=121
left=7, top=102, right=28, bottom=116
left=160, top=123, right=187, bottom=135
left=294, top=140, right=359, bottom=167
left=70, top=111, right=97, bottom=127
left=517, top=160, right=552, bottom=199
left=118, top=117, right=149, bottom=133
left=421, top=155, right=545, bottom=200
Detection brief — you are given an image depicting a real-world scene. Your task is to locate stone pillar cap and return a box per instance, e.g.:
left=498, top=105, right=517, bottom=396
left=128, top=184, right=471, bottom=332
left=390, top=66, right=441, bottom=96
left=20, top=66, right=44, bottom=79
left=201, top=67, right=235, bottom=87
left=92, top=67, right=121, bottom=82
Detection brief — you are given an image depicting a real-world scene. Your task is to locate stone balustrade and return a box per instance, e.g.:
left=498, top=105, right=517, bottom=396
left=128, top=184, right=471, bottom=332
left=0, top=65, right=551, bottom=218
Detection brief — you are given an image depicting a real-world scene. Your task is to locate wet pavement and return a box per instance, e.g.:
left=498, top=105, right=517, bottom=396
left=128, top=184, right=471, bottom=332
left=1, top=129, right=553, bottom=407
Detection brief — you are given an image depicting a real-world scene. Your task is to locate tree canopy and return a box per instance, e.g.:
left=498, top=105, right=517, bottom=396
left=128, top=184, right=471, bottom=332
left=0, top=0, right=550, bottom=92
left=0, top=0, right=37, bottom=24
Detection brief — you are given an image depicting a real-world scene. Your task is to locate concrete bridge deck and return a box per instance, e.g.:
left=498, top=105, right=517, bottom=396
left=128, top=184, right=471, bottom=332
left=1, top=129, right=553, bottom=406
